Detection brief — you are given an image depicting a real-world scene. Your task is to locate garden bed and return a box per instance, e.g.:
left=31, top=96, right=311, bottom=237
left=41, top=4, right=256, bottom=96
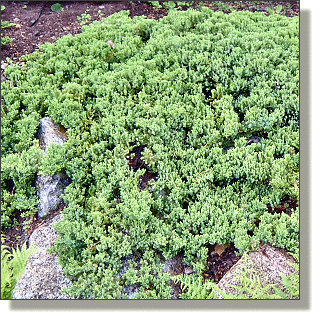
left=1, top=1, right=299, bottom=299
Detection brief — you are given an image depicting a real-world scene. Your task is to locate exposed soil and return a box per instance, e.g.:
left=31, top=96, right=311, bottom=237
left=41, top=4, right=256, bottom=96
left=205, top=243, right=241, bottom=283
left=1, top=1, right=299, bottom=291
left=127, top=145, right=158, bottom=190
left=0, top=1, right=167, bottom=65
left=267, top=195, right=299, bottom=216
left=1, top=202, right=66, bottom=254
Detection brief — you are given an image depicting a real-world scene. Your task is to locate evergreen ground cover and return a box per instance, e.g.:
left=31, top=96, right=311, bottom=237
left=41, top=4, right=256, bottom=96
left=1, top=7, right=299, bottom=298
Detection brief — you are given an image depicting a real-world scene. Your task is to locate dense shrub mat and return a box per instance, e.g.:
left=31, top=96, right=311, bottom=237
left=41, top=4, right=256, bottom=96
left=1, top=8, right=299, bottom=298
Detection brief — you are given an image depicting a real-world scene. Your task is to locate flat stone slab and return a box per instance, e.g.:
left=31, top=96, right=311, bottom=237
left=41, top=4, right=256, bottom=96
left=13, top=214, right=73, bottom=299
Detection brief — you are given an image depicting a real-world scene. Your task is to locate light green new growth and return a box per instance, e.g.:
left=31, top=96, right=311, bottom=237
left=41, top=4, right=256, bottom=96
left=1, top=5, right=15, bottom=46
left=76, top=13, right=92, bottom=25
left=173, top=274, right=219, bottom=299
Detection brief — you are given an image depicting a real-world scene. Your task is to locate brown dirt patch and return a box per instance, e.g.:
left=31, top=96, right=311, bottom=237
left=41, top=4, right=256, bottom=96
left=0, top=1, right=167, bottom=65
left=205, top=243, right=242, bottom=283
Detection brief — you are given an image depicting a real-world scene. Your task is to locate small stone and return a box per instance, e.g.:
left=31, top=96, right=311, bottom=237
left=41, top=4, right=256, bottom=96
left=1, top=62, right=8, bottom=70
left=184, top=267, right=194, bottom=275
left=38, top=117, right=67, bottom=153
left=107, top=40, right=115, bottom=49
left=162, top=256, right=185, bottom=276
left=246, top=136, right=262, bottom=146
left=36, top=173, right=71, bottom=218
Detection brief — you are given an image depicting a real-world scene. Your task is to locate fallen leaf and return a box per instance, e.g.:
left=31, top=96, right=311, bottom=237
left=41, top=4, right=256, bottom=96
left=1, top=62, right=8, bottom=70
left=214, top=244, right=227, bottom=256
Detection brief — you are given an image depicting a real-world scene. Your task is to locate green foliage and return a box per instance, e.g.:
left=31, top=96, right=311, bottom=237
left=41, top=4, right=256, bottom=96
left=1, top=8, right=299, bottom=298
left=223, top=266, right=286, bottom=299
left=1, top=35, right=13, bottom=46
left=1, top=5, right=15, bottom=46
left=267, top=6, right=283, bottom=16
left=1, top=235, right=39, bottom=299
left=51, top=3, right=64, bottom=12
left=174, top=274, right=219, bottom=299
left=224, top=251, right=299, bottom=299
left=146, top=1, right=164, bottom=9
left=77, top=13, right=92, bottom=25
left=1, top=20, right=15, bottom=29
left=146, top=1, right=194, bottom=10
left=1, top=142, right=44, bottom=229
left=273, top=248, right=299, bottom=299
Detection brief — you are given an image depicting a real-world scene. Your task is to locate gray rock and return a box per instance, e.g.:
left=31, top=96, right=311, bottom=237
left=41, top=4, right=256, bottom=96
left=38, top=117, right=67, bottom=152
left=36, top=173, right=70, bottom=218
left=246, top=135, right=262, bottom=146
left=13, top=214, right=73, bottom=299
left=162, top=255, right=191, bottom=276
left=13, top=117, right=73, bottom=299
left=217, top=244, right=298, bottom=298
left=162, top=255, right=194, bottom=299
left=36, top=117, right=70, bottom=218
left=122, top=284, right=140, bottom=299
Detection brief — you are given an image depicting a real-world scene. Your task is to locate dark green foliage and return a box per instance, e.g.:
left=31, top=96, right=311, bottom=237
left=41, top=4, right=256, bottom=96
left=1, top=8, right=299, bottom=298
